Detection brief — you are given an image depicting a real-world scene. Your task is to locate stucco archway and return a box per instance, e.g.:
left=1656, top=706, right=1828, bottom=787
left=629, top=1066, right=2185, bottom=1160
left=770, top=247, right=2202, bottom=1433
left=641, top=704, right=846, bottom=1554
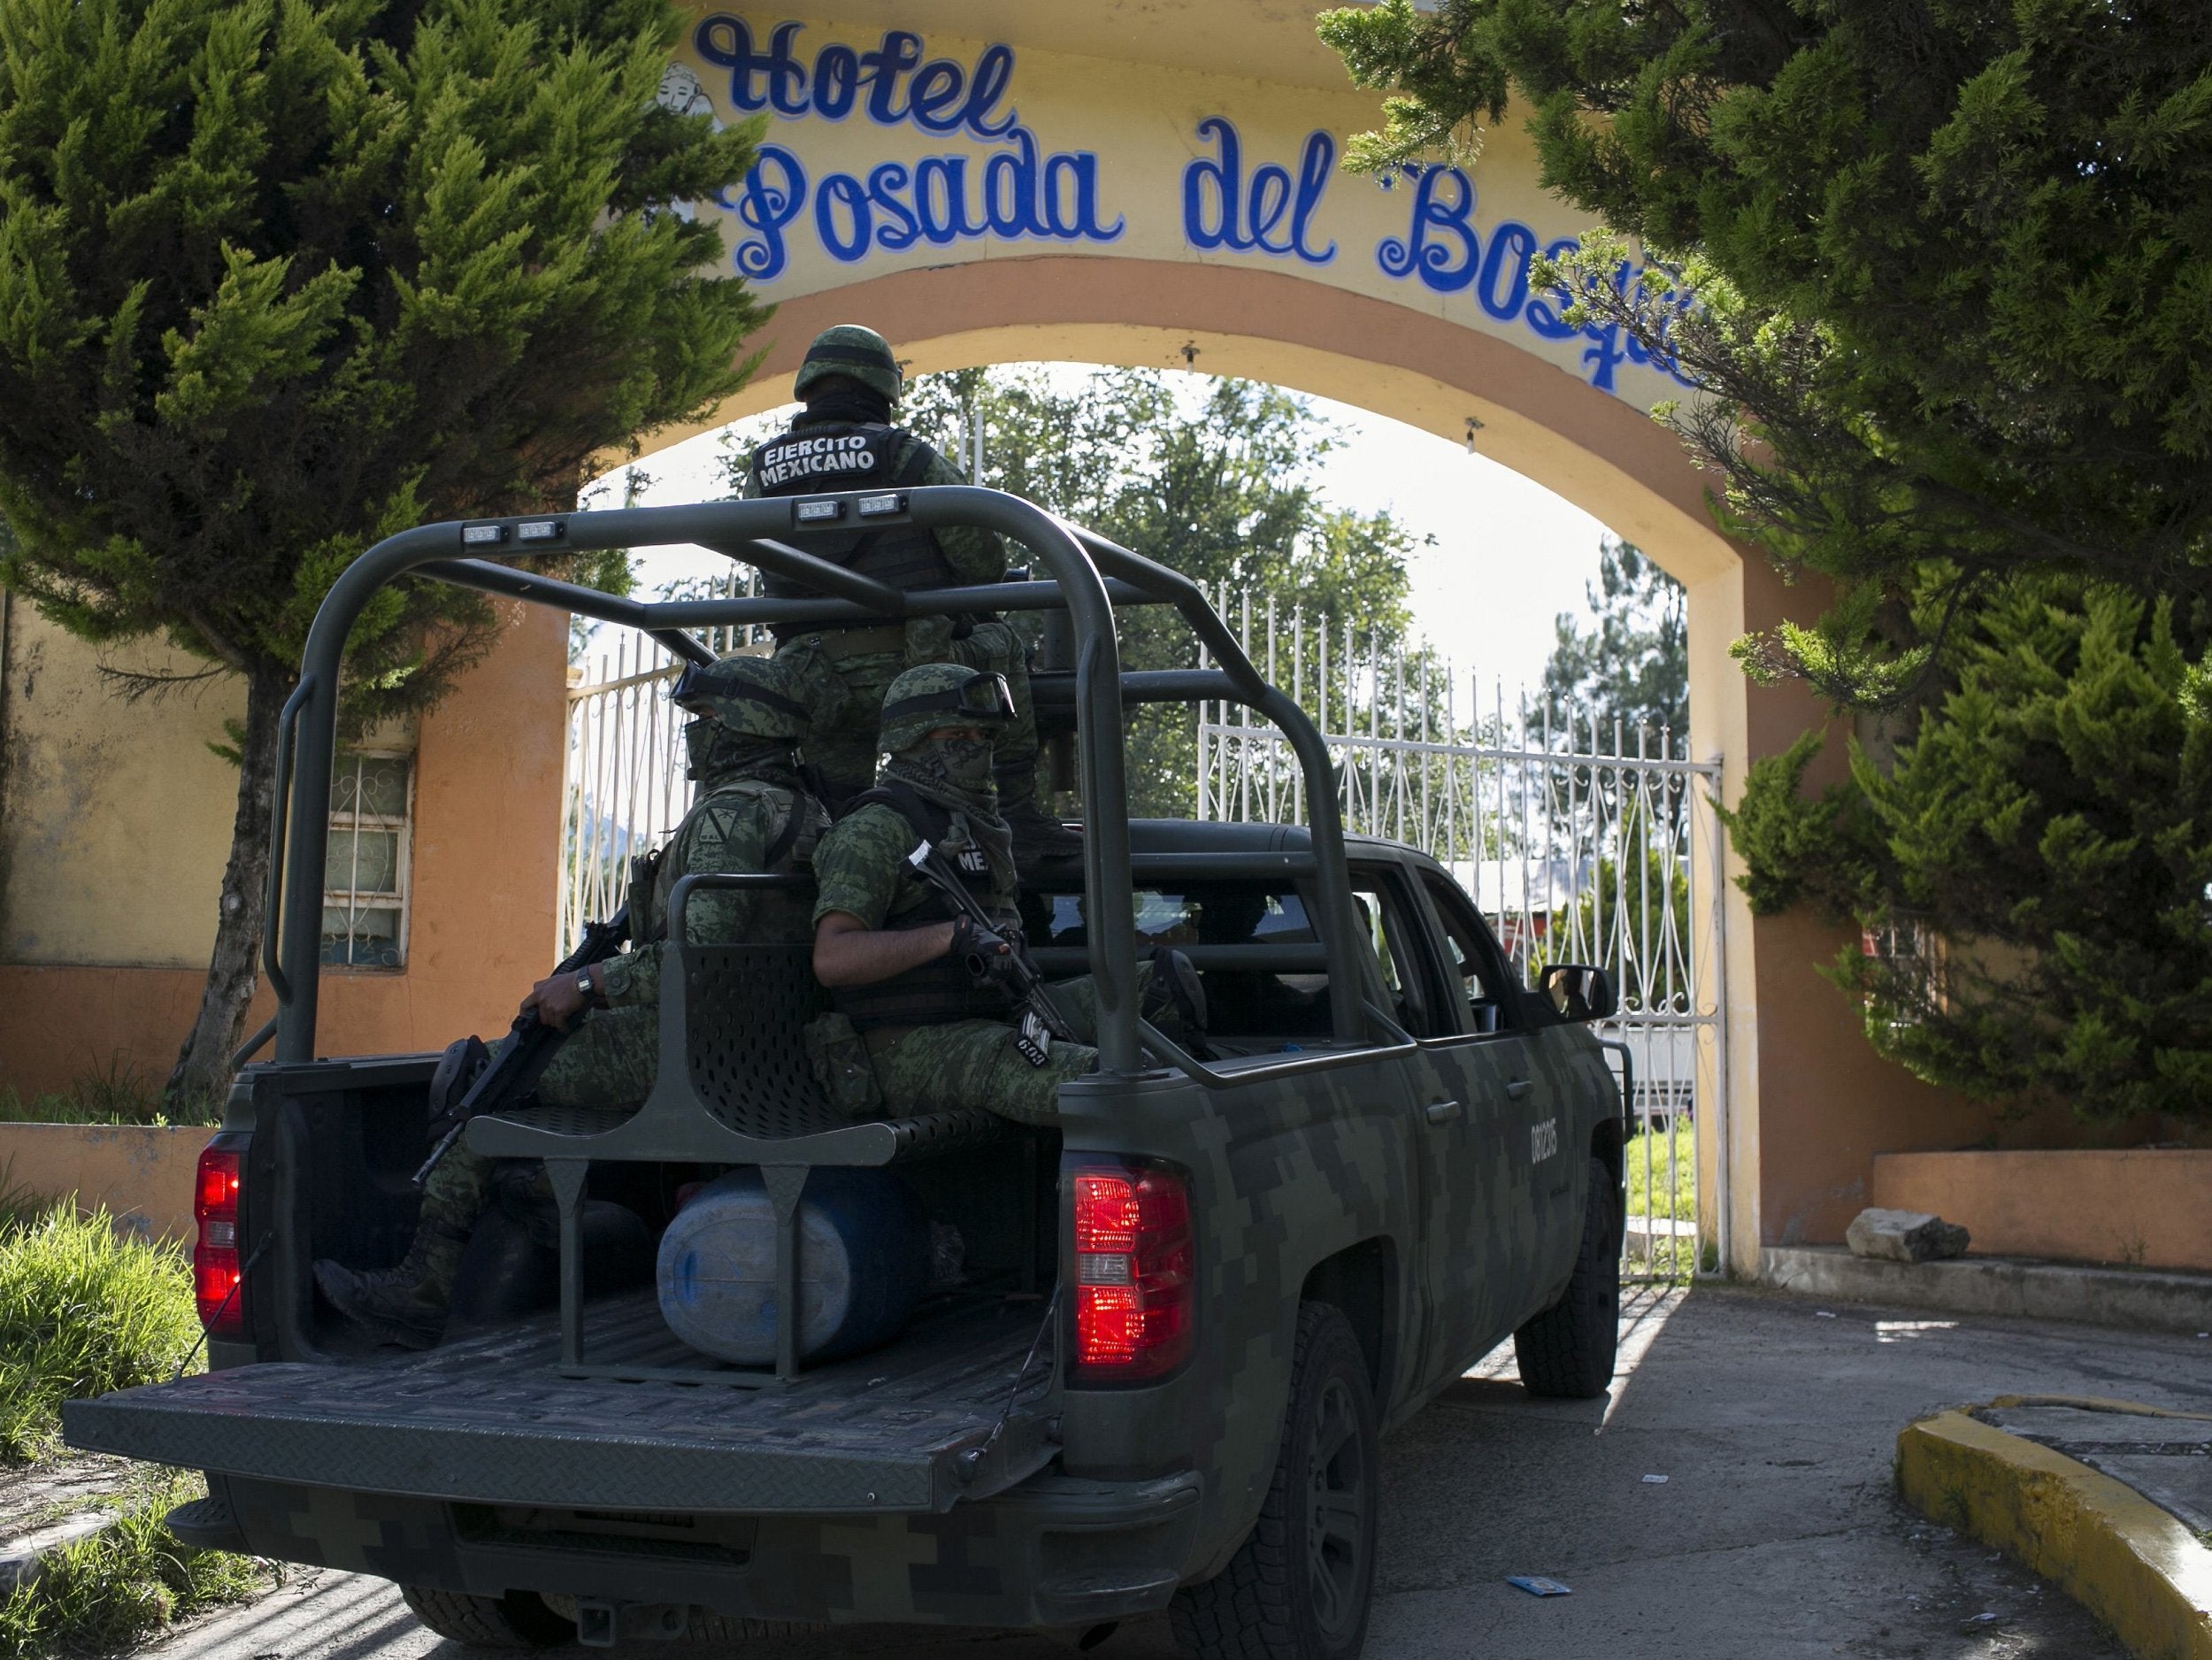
left=620, top=2, right=1982, bottom=1270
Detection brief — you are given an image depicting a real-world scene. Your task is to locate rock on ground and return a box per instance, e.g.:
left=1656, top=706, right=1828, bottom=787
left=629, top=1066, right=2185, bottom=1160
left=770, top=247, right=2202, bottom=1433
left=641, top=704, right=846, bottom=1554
left=1848, top=1205, right=1972, bottom=1263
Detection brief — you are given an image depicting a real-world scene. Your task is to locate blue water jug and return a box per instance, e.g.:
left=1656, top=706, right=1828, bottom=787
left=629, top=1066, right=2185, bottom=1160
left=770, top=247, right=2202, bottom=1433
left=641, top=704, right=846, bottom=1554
left=656, top=1167, right=928, bottom=1364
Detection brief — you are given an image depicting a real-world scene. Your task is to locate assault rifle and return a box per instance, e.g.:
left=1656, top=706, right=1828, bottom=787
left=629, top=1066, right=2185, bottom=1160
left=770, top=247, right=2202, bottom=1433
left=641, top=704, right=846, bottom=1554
left=906, top=842, right=1075, bottom=1067
left=411, top=904, right=633, bottom=1186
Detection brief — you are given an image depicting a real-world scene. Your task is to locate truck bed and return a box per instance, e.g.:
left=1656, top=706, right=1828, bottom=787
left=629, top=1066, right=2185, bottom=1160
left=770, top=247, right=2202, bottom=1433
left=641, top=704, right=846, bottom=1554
left=66, top=1292, right=1058, bottom=1515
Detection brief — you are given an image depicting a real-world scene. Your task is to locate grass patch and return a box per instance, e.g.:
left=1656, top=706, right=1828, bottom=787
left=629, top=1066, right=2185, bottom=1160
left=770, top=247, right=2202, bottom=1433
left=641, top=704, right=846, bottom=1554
left=1623, top=1118, right=1698, bottom=1279
left=0, top=1163, right=45, bottom=1236
left=0, top=1467, right=266, bottom=1658
left=0, top=1207, right=200, bottom=1464
left=0, top=1054, right=219, bottom=1127
left=1625, top=1117, right=1694, bottom=1224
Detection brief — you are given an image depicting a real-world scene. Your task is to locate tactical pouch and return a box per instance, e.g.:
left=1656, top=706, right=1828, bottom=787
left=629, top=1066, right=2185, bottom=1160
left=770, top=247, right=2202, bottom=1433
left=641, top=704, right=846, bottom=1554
left=625, top=846, right=666, bottom=945
left=803, top=1012, right=885, bottom=1118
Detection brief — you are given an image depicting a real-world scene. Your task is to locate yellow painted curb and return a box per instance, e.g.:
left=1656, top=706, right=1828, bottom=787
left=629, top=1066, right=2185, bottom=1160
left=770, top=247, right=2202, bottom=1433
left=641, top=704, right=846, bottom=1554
left=1897, top=1407, right=2212, bottom=1660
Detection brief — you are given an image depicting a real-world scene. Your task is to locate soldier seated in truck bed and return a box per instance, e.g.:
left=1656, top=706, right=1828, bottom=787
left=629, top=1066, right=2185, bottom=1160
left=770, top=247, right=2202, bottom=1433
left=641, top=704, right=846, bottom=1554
left=808, top=664, right=1206, bottom=1125
left=312, top=655, right=827, bottom=1349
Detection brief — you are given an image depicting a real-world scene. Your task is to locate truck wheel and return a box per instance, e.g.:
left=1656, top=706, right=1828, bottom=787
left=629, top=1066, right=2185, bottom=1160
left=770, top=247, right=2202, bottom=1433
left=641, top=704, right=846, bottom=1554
left=1170, top=1303, right=1378, bottom=1660
left=398, top=1585, right=573, bottom=1648
left=1512, top=1156, right=1622, bottom=1399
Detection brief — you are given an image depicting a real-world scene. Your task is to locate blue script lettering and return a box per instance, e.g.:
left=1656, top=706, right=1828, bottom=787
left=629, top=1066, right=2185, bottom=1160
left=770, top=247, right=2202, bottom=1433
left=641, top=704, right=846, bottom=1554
left=725, top=145, right=807, bottom=280
left=1378, top=166, right=1694, bottom=391
left=727, top=130, right=1123, bottom=274
left=1182, top=119, right=1336, bottom=264
left=1377, top=165, right=1477, bottom=291
left=695, top=17, right=1016, bottom=139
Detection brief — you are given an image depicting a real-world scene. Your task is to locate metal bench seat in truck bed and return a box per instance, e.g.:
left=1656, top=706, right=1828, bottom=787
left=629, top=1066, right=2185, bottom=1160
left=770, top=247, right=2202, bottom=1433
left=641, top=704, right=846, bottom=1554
left=65, top=1290, right=1057, bottom=1514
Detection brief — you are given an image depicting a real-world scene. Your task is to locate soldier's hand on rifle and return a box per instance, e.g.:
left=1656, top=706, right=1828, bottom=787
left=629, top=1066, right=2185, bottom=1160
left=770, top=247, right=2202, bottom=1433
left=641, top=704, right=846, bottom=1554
left=949, top=914, right=1017, bottom=984
left=521, top=969, right=603, bottom=1032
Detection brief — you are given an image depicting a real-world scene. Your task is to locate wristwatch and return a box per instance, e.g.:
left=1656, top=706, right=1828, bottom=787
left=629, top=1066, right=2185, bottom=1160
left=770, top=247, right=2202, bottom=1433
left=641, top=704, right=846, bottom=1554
left=574, top=971, right=596, bottom=1002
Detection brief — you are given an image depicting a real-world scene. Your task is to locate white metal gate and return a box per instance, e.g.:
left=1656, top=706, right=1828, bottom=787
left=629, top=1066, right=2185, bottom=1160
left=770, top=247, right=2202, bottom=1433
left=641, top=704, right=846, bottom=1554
left=560, top=602, right=769, bottom=950
left=1194, top=591, right=1724, bottom=1279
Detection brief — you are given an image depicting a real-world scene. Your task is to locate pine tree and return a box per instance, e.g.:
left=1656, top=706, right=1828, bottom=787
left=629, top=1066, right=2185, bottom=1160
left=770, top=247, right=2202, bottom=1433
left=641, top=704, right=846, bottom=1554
left=0, top=0, right=768, bottom=1104
left=1720, top=576, right=2212, bottom=1125
left=1541, top=536, right=1686, bottom=743
left=1317, top=0, right=2212, bottom=700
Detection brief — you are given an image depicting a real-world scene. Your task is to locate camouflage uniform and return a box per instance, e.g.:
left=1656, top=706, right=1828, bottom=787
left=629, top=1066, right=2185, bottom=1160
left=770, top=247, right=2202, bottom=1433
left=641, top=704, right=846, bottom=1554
left=317, top=656, right=826, bottom=1347
left=741, top=326, right=1053, bottom=839
left=414, top=752, right=826, bottom=1241
left=810, top=665, right=1154, bottom=1128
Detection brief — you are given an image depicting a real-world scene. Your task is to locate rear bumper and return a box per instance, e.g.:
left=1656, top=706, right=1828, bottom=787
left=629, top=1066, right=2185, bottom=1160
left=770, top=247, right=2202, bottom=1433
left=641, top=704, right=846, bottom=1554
left=204, top=1466, right=1203, bottom=1628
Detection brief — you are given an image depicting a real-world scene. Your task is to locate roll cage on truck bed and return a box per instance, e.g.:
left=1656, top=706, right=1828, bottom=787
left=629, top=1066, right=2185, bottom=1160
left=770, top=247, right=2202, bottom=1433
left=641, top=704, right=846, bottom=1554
left=64, top=486, right=1626, bottom=1660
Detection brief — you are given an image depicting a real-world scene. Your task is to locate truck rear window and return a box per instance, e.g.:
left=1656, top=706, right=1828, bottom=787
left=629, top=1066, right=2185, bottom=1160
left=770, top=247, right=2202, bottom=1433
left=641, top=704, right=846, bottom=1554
left=1025, top=882, right=1338, bottom=1040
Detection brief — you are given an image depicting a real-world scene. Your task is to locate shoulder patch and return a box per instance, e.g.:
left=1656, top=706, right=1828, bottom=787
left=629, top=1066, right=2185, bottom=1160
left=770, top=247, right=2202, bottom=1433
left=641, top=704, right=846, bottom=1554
left=699, top=804, right=748, bottom=847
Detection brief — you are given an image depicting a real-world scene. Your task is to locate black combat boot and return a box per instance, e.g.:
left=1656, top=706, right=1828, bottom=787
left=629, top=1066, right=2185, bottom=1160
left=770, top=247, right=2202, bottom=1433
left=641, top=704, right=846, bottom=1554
left=312, top=1215, right=471, bottom=1350
left=995, top=759, right=1083, bottom=865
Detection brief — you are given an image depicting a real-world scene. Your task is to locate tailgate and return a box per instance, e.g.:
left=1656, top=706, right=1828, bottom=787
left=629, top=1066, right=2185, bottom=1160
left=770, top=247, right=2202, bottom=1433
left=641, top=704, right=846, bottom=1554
left=65, top=1294, right=1056, bottom=1515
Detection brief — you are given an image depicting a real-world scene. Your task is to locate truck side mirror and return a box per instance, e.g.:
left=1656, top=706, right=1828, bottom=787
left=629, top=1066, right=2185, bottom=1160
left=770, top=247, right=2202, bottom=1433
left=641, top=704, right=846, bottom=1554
left=1540, top=964, right=1617, bottom=1022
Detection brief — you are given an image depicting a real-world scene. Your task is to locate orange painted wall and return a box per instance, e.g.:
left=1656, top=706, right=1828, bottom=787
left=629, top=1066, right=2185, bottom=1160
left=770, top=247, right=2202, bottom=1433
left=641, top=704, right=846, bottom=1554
left=0, top=1123, right=204, bottom=1240
left=0, top=602, right=565, bottom=1099
left=1874, top=1150, right=2212, bottom=1272
left=1733, top=561, right=1989, bottom=1247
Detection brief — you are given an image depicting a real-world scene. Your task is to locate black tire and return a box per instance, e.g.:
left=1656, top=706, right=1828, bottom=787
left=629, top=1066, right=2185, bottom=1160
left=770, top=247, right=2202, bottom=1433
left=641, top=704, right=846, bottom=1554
left=1512, top=1155, right=1623, bottom=1399
left=1171, top=1303, right=1379, bottom=1660
left=399, top=1584, right=574, bottom=1648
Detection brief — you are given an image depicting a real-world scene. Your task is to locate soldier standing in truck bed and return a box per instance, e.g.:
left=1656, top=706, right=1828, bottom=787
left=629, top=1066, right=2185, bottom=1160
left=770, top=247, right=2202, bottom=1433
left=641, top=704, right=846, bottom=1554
left=743, top=324, right=1079, bottom=865
left=805, top=665, right=1203, bottom=1126
left=313, top=655, right=828, bottom=1348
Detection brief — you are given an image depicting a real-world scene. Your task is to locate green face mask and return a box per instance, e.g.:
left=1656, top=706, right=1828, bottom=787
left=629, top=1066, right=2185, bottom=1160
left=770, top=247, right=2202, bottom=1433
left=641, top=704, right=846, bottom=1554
left=912, top=733, right=995, bottom=795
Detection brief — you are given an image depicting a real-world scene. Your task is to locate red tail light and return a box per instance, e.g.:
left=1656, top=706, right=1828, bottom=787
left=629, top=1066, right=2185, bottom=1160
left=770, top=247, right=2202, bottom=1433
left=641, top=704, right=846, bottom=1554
left=1071, top=1162, right=1193, bottom=1380
left=193, top=1142, right=248, bottom=1339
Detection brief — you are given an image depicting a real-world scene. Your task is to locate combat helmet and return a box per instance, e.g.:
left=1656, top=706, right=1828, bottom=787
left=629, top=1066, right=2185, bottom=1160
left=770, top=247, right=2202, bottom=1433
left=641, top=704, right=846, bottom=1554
left=878, top=664, right=1015, bottom=755
left=670, top=652, right=811, bottom=740
left=794, top=324, right=902, bottom=404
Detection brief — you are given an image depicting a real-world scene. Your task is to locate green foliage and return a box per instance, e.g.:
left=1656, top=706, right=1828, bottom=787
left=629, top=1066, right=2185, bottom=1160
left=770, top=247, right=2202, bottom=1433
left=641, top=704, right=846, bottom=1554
left=1318, top=0, right=2212, bottom=700
left=0, top=0, right=764, bottom=722
left=1624, top=1118, right=1694, bottom=1226
left=890, top=368, right=1423, bottom=816
left=1720, top=578, right=2212, bottom=1123
left=1542, top=536, right=1686, bottom=740
left=0, top=1163, right=43, bottom=1234
left=0, top=1055, right=204, bottom=1127
left=1717, top=732, right=1852, bottom=918
left=0, top=1468, right=265, bottom=1657
left=0, top=1207, right=201, bottom=1463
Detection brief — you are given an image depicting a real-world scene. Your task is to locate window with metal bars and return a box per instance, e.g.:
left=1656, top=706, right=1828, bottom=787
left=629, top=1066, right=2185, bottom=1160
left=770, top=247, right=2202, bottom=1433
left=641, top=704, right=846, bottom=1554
left=320, top=750, right=414, bottom=969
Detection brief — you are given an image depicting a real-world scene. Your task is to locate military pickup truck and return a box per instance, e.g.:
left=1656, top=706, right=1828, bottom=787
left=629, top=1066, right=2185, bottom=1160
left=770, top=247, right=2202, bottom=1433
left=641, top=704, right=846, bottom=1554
left=66, top=489, right=1627, bottom=1660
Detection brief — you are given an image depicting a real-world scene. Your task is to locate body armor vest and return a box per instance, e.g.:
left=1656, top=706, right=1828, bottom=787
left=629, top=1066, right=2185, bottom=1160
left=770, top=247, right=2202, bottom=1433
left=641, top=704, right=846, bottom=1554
left=829, top=782, right=1018, bottom=1032
left=625, top=779, right=820, bottom=947
left=749, top=422, right=955, bottom=623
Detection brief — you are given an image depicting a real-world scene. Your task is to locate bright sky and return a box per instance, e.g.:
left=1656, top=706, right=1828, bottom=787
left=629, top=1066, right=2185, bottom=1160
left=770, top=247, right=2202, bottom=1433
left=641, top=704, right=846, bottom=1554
left=584, top=365, right=1613, bottom=705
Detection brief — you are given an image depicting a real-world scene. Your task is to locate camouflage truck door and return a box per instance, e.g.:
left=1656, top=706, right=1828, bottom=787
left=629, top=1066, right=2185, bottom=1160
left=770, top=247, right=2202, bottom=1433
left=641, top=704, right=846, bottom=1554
left=1352, top=869, right=1509, bottom=1392
left=1405, top=868, right=1572, bottom=1374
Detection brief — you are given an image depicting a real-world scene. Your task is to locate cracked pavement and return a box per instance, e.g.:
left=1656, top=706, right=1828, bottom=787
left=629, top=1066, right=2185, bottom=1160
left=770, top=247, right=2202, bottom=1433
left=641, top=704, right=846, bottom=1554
left=142, top=1285, right=2212, bottom=1659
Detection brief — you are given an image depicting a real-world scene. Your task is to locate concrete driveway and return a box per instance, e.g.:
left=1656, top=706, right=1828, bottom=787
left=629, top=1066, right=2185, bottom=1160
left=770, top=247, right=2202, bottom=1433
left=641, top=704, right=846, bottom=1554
left=148, top=1285, right=2212, bottom=1660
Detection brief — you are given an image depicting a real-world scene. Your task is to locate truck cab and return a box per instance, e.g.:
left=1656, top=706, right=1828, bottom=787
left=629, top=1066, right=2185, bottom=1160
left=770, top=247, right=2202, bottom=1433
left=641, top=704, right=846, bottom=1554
left=66, top=488, right=1625, bottom=1660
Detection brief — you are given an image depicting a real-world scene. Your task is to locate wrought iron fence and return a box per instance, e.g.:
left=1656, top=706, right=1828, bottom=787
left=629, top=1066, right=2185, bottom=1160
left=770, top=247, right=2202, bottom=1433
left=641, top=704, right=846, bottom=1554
left=559, top=577, right=764, bottom=949
left=1194, top=586, right=1724, bottom=1279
